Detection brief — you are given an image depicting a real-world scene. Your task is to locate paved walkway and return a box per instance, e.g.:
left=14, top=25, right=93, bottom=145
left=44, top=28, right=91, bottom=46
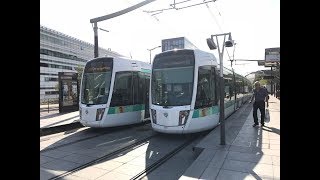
left=40, top=104, right=59, bottom=109
left=180, top=96, right=280, bottom=180
left=40, top=104, right=79, bottom=129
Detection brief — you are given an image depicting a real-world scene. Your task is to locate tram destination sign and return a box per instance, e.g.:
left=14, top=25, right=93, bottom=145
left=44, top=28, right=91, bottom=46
left=265, top=47, right=280, bottom=62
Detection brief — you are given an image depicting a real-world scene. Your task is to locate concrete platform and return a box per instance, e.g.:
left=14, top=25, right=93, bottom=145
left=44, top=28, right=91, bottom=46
left=40, top=110, right=80, bottom=129
left=40, top=104, right=81, bottom=136
left=180, top=96, right=280, bottom=180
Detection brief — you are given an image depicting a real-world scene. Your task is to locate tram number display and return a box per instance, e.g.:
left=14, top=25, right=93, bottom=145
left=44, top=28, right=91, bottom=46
left=84, top=60, right=112, bottom=73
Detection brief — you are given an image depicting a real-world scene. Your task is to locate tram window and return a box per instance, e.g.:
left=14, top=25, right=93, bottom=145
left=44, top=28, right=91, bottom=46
left=145, top=76, right=150, bottom=102
left=110, top=71, right=133, bottom=106
left=133, top=72, right=142, bottom=104
left=195, top=66, right=215, bottom=109
left=224, top=84, right=228, bottom=98
left=236, top=82, right=240, bottom=95
left=223, top=68, right=235, bottom=100
left=224, top=79, right=234, bottom=100
left=211, top=67, right=218, bottom=105
left=234, top=76, right=242, bottom=95
left=230, top=84, right=234, bottom=98
left=138, top=72, right=143, bottom=104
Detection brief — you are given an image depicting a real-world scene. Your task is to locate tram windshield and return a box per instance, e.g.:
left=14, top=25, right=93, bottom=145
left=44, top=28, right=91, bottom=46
left=151, top=50, right=195, bottom=106
left=81, top=58, right=113, bottom=105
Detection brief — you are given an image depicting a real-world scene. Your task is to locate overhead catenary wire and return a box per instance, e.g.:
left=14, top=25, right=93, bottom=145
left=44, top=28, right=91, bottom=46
left=143, top=0, right=215, bottom=13
left=205, top=3, right=233, bottom=62
left=120, top=0, right=233, bottom=61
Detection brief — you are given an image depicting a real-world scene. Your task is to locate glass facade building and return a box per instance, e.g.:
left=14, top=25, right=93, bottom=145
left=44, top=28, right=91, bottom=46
left=40, top=25, right=123, bottom=101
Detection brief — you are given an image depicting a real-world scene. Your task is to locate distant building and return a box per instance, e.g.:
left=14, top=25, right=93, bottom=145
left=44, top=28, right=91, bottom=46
left=40, top=25, right=123, bottom=101
left=161, top=37, right=197, bottom=52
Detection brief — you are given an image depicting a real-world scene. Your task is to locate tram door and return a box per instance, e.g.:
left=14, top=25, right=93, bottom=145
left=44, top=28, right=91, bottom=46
left=144, top=76, right=150, bottom=118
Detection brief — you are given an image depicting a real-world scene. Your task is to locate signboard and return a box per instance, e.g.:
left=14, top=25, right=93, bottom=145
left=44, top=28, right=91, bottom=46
left=161, top=37, right=197, bottom=52
left=58, top=72, right=79, bottom=113
left=265, top=47, right=280, bottom=62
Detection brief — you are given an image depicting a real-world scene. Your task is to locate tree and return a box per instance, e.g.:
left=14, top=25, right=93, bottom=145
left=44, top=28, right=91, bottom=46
left=55, top=83, right=59, bottom=91
left=75, top=65, right=84, bottom=83
left=253, top=74, right=264, bottom=83
left=259, top=79, right=269, bottom=86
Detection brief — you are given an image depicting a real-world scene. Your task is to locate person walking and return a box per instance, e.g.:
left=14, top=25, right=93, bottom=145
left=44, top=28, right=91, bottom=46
left=250, top=81, right=269, bottom=127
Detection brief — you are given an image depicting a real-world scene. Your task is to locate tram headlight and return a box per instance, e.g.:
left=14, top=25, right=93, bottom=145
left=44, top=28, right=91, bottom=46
left=96, top=108, right=105, bottom=121
left=179, top=110, right=190, bottom=126
left=151, top=109, right=157, bottom=124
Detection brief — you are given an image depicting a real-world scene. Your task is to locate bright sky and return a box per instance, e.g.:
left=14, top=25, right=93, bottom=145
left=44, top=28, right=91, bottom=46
left=40, top=0, right=279, bottom=76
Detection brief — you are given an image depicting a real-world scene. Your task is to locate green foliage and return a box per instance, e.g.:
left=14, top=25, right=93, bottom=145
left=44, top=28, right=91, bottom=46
left=55, top=83, right=59, bottom=91
left=259, top=79, right=268, bottom=86
left=75, top=65, right=84, bottom=82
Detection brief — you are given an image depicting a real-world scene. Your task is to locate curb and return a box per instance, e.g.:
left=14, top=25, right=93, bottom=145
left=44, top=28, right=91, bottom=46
left=40, top=122, right=84, bottom=137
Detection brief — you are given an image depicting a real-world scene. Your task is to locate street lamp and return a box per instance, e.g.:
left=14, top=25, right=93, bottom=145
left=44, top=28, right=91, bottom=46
left=147, top=45, right=161, bottom=64
left=207, top=32, right=234, bottom=145
left=231, top=42, right=237, bottom=67
left=92, top=24, right=110, bottom=58
left=90, top=0, right=157, bottom=58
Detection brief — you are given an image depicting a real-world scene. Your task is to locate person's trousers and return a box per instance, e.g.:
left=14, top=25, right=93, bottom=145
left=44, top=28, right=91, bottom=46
left=253, top=101, right=265, bottom=125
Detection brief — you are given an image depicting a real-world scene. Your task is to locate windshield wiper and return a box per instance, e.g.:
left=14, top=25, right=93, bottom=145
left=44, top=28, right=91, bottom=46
left=163, top=100, right=169, bottom=108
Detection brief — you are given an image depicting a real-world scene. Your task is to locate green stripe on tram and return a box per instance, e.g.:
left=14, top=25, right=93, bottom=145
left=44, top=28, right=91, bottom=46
left=141, top=68, right=151, bottom=73
left=192, top=106, right=219, bottom=118
left=192, top=100, right=236, bottom=118
left=108, top=104, right=145, bottom=114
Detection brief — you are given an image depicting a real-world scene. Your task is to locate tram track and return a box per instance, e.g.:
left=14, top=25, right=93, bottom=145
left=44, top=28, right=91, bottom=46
left=43, top=103, right=252, bottom=179
left=40, top=121, right=83, bottom=137
left=40, top=121, right=150, bottom=153
left=130, top=133, right=204, bottom=180
left=130, top=104, right=250, bottom=180
left=45, top=104, right=236, bottom=179
left=49, top=133, right=159, bottom=180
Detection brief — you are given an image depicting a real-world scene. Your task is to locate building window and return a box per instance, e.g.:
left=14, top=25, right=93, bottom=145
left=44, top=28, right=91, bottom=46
left=44, top=77, right=58, bottom=82
left=40, top=62, right=49, bottom=67
left=40, top=48, right=87, bottom=63
left=40, top=87, right=55, bottom=89
left=40, top=73, right=58, bottom=76
left=40, top=62, right=73, bottom=70
left=45, top=91, right=59, bottom=95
